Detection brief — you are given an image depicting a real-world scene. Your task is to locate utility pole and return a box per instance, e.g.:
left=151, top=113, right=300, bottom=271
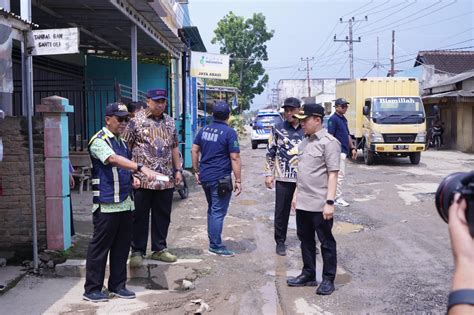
left=299, top=57, right=314, bottom=97
left=390, top=30, right=395, bottom=77
left=334, top=16, right=367, bottom=79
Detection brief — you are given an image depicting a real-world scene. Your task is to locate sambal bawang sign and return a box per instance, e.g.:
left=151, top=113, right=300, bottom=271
left=26, top=28, right=79, bottom=56
left=190, top=51, right=229, bottom=80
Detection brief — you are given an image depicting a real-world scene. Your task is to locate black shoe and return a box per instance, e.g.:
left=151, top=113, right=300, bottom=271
left=287, top=274, right=317, bottom=287
left=316, top=279, right=335, bottom=295
left=276, top=243, right=286, bottom=256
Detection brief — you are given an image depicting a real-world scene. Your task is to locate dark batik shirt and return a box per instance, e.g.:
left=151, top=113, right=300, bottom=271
left=123, top=109, right=178, bottom=190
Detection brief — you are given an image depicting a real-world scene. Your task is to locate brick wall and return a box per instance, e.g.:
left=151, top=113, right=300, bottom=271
left=0, top=117, right=46, bottom=257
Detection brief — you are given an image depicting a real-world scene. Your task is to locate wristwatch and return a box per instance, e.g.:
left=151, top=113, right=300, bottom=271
left=174, top=168, right=183, bottom=174
left=326, top=199, right=335, bottom=205
left=135, top=163, right=143, bottom=173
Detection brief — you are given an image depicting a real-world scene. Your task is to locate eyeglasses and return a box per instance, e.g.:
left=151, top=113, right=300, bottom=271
left=116, top=116, right=130, bottom=123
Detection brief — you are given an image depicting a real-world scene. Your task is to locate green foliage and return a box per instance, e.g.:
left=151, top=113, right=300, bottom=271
left=212, top=12, right=274, bottom=112
left=228, top=115, right=246, bottom=138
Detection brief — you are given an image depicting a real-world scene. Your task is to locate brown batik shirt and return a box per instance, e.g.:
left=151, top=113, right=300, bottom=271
left=123, top=109, right=178, bottom=190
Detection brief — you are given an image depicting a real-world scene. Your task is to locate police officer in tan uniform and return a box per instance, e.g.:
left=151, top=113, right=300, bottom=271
left=287, top=103, right=341, bottom=296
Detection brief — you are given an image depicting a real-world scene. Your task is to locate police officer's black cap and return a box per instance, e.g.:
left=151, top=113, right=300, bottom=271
left=334, top=98, right=350, bottom=106
left=282, top=97, right=301, bottom=108
left=293, top=103, right=325, bottom=120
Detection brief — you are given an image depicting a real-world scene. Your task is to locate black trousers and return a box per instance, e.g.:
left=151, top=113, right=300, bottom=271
left=132, top=188, right=174, bottom=254
left=84, top=208, right=132, bottom=294
left=274, top=181, right=296, bottom=245
left=296, top=210, right=337, bottom=281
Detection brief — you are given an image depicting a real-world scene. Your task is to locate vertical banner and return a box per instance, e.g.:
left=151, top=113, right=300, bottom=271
left=0, top=17, right=13, bottom=93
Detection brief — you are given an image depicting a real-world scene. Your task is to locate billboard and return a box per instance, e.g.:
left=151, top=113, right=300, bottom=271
left=190, top=51, right=229, bottom=80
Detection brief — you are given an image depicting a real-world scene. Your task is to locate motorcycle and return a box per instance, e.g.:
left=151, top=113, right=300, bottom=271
left=176, top=174, right=189, bottom=199
left=175, top=151, right=189, bottom=199
left=430, top=125, right=443, bottom=150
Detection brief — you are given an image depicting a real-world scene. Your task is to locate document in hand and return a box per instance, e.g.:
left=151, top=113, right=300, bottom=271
left=156, top=175, right=170, bottom=182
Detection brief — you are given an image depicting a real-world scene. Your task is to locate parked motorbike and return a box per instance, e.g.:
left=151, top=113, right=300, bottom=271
left=176, top=175, right=189, bottom=199
left=175, top=151, right=189, bottom=199
left=430, top=125, right=443, bottom=150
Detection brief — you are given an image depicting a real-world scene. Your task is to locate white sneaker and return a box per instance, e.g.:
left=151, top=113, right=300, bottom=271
left=335, top=198, right=350, bottom=207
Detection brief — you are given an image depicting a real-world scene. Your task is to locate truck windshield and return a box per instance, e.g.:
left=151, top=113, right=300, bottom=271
left=372, top=97, right=425, bottom=124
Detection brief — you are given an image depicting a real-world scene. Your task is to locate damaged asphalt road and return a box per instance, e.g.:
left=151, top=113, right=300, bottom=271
left=1, top=136, right=473, bottom=314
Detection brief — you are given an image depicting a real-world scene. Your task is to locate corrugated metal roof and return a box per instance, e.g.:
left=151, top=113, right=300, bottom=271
left=0, top=7, right=38, bottom=29
left=423, top=89, right=474, bottom=99
left=180, top=26, right=206, bottom=52
left=425, top=70, right=474, bottom=89
left=9, top=0, right=184, bottom=57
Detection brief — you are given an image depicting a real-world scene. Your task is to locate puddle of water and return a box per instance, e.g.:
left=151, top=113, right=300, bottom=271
left=333, top=222, right=364, bottom=235
left=239, top=199, right=258, bottom=206
left=259, top=281, right=280, bottom=315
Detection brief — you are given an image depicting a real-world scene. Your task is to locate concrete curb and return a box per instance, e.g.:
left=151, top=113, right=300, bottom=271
left=55, top=258, right=202, bottom=289
left=56, top=258, right=202, bottom=278
left=0, top=266, right=27, bottom=295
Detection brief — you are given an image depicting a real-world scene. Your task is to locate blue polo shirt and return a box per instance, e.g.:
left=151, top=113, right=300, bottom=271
left=328, top=113, right=350, bottom=155
left=194, top=121, right=240, bottom=182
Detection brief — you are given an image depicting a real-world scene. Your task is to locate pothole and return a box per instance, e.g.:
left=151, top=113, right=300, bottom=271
left=333, top=222, right=364, bottom=235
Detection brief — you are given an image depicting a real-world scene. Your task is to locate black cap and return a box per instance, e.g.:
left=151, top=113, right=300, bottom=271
left=334, top=98, right=350, bottom=106
left=293, top=103, right=325, bottom=119
left=282, top=97, right=301, bottom=108
left=105, top=102, right=130, bottom=117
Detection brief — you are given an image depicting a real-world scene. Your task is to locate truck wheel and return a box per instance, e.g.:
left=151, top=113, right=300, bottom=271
left=251, top=141, right=258, bottom=150
left=363, top=144, right=375, bottom=165
left=409, top=152, right=421, bottom=165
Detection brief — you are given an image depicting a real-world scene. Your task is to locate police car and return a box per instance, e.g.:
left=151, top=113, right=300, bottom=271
left=250, top=110, right=283, bottom=149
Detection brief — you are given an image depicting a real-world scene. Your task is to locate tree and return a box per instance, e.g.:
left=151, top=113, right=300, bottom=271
left=212, top=12, right=274, bottom=112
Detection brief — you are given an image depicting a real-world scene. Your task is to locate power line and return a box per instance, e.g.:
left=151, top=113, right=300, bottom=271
left=265, top=64, right=300, bottom=71
left=361, top=0, right=409, bottom=18
left=363, top=0, right=391, bottom=16
left=336, top=57, right=349, bottom=76
left=357, top=0, right=417, bottom=31
left=363, top=65, right=376, bottom=77
left=341, top=0, right=374, bottom=19
left=312, top=21, right=339, bottom=58
left=311, top=23, right=348, bottom=64
left=392, top=39, right=474, bottom=61
left=313, top=49, right=349, bottom=64
left=440, top=39, right=474, bottom=49
left=396, top=11, right=474, bottom=32
left=361, top=0, right=457, bottom=37
left=288, top=60, right=305, bottom=80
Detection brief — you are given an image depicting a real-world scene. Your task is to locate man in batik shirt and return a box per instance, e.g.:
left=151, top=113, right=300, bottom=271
left=123, top=89, right=183, bottom=266
left=264, top=97, right=304, bottom=256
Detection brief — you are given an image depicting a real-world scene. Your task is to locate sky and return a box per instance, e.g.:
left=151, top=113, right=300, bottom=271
left=188, top=0, right=474, bottom=110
